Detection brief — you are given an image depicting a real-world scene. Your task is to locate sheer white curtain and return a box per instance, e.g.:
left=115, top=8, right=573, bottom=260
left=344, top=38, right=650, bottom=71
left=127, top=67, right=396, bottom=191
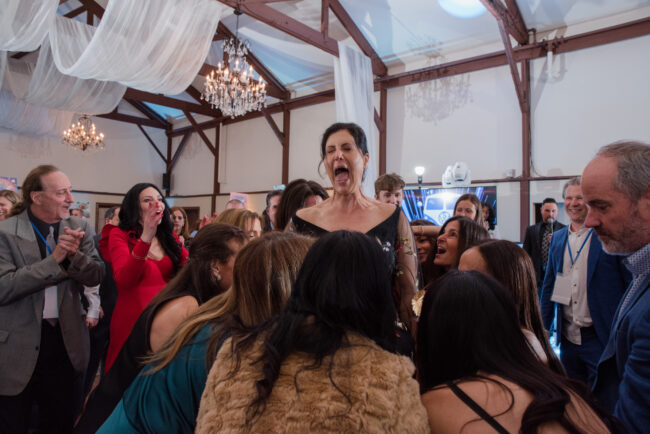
left=24, top=37, right=126, bottom=114
left=0, top=60, right=73, bottom=136
left=49, top=0, right=227, bottom=94
left=0, top=0, right=58, bottom=93
left=0, top=0, right=58, bottom=51
left=333, top=42, right=377, bottom=197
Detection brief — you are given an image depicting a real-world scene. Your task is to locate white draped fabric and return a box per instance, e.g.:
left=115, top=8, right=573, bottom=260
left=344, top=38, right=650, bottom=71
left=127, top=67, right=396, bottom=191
left=333, top=43, right=377, bottom=197
left=0, top=60, right=73, bottom=136
left=49, top=0, right=227, bottom=94
left=23, top=38, right=126, bottom=115
left=0, top=0, right=58, bottom=51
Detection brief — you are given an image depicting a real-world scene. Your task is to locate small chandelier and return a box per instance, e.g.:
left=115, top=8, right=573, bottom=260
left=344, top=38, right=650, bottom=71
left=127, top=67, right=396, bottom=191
left=201, top=9, right=267, bottom=118
left=62, top=114, right=105, bottom=151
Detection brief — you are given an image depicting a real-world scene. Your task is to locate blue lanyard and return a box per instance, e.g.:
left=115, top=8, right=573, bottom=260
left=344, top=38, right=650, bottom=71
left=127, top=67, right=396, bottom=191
left=568, top=228, right=593, bottom=267
left=30, top=221, right=54, bottom=255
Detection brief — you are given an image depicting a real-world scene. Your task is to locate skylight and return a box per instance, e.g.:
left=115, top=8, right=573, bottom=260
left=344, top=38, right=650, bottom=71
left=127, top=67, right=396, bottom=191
left=438, top=0, right=487, bottom=19
left=143, top=102, right=185, bottom=120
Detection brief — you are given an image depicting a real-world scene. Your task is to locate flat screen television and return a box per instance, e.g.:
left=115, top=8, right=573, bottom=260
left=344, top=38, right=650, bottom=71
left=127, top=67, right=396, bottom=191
left=401, top=185, right=497, bottom=226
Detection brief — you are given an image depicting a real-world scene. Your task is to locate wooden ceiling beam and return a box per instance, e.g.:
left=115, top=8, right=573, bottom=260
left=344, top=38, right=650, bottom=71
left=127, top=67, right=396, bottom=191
left=261, top=108, right=285, bottom=144
left=77, top=0, right=104, bottom=19
left=136, top=124, right=168, bottom=163
left=479, top=0, right=528, bottom=45
left=124, top=88, right=218, bottom=117
left=125, top=98, right=170, bottom=129
left=217, top=0, right=339, bottom=57
left=379, top=17, right=650, bottom=89
left=497, top=20, right=526, bottom=111
left=96, top=111, right=167, bottom=129
left=183, top=111, right=217, bottom=156
left=327, top=0, right=387, bottom=76
left=171, top=89, right=335, bottom=136
left=214, top=22, right=290, bottom=99
left=170, top=132, right=192, bottom=171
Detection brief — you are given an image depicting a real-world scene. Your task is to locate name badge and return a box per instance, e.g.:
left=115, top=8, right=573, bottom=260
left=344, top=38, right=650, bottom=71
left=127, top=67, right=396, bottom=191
left=551, top=272, right=572, bottom=305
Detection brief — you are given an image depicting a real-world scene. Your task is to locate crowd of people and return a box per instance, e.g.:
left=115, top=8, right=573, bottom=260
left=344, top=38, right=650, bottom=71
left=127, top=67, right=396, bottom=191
left=0, top=124, right=647, bottom=433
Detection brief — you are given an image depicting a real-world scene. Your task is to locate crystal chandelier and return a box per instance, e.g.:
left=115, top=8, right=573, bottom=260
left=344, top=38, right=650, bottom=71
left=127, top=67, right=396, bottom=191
left=201, top=9, right=267, bottom=118
left=62, top=114, right=105, bottom=151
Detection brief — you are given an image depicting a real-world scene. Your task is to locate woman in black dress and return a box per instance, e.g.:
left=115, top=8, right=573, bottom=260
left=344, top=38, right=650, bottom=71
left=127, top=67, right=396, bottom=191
left=288, top=122, right=418, bottom=342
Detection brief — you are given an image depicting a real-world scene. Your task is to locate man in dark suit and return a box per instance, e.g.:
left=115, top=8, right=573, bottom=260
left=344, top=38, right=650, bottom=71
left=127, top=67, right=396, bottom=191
left=523, top=197, right=565, bottom=291
left=0, top=165, right=104, bottom=433
left=540, top=177, right=630, bottom=385
left=584, top=141, right=650, bottom=433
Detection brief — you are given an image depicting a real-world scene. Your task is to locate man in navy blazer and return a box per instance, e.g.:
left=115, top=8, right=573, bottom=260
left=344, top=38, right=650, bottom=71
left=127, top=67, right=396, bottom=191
left=583, top=141, right=650, bottom=434
left=540, top=177, right=629, bottom=385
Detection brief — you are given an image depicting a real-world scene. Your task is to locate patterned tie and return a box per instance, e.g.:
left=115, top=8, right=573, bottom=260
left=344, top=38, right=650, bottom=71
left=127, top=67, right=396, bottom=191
left=541, top=223, right=552, bottom=268
left=43, top=226, right=58, bottom=325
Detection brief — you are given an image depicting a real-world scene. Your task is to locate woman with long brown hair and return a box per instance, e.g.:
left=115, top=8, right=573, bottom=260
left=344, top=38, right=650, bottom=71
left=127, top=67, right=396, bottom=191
left=75, top=223, right=247, bottom=434
left=96, top=232, right=313, bottom=434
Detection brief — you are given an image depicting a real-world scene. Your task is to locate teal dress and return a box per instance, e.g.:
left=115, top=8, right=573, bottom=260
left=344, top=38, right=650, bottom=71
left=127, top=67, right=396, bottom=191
left=97, top=325, right=213, bottom=434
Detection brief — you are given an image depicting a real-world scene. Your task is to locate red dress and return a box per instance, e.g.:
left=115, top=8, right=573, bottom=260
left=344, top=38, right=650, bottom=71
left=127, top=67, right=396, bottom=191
left=104, top=227, right=188, bottom=372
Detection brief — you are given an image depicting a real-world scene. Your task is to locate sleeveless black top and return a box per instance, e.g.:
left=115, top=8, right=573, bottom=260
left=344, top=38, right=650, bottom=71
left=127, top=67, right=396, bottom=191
left=291, top=206, right=401, bottom=275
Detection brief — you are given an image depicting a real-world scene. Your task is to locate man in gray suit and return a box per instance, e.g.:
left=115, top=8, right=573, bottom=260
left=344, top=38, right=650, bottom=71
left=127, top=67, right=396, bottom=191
left=0, top=165, right=104, bottom=433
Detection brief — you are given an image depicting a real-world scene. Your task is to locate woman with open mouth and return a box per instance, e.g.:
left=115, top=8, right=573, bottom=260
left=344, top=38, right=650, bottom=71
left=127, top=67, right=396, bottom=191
left=103, top=183, right=188, bottom=373
left=287, top=122, right=418, bottom=352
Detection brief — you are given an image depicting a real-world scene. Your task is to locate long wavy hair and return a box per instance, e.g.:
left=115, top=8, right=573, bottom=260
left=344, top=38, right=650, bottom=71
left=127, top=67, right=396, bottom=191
left=473, top=240, right=564, bottom=375
left=146, top=232, right=313, bottom=373
left=118, top=183, right=182, bottom=273
left=144, top=223, right=247, bottom=328
left=416, top=271, right=622, bottom=433
left=249, top=231, right=397, bottom=421
left=427, top=216, right=490, bottom=283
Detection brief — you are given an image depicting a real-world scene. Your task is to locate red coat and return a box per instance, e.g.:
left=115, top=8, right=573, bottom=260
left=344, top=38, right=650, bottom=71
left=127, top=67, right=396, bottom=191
left=104, top=227, right=188, bottom=372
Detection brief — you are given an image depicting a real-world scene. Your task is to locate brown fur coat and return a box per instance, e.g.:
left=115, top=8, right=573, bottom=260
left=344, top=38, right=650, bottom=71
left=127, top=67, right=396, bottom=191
left=196, top=333, right=430, bottom=433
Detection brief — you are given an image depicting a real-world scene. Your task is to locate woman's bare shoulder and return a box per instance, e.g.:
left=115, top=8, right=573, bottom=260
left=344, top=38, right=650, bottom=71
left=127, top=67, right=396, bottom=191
left=295, top=198, right=331, bottom=220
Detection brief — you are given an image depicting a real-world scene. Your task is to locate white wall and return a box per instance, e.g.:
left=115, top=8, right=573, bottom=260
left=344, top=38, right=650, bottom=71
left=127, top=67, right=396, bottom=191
left=530, top=35, right=650, bottom=176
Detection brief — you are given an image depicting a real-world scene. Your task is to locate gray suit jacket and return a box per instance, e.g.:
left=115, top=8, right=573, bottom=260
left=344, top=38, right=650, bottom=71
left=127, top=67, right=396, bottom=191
left=0, top=210, right=104, bottom=396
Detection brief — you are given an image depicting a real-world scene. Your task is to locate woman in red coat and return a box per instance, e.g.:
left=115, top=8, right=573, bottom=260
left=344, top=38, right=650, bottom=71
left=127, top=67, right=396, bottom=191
left=104, top=183, right=188, bottom=372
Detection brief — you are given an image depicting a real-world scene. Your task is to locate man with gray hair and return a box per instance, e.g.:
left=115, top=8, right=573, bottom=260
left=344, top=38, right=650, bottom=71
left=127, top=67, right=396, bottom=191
left=540, top=176, right=629, bottom=385
left=584, top=141, right=650, bottom=432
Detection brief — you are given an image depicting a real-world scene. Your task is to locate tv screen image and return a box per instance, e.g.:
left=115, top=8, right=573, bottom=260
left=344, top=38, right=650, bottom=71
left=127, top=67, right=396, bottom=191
left=401, top=185, right=497, bottom=226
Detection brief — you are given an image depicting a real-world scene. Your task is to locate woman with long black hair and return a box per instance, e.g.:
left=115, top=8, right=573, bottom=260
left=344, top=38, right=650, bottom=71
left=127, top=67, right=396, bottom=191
left=104, top=183, right=187, bottom=372
left=197, top=231, right=429, bottom=433
left=416, top=271, right=621, bottom=433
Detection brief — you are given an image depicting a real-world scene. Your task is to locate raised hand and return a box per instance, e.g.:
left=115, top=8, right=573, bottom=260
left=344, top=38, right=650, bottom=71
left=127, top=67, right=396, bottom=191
left=141, top=201, right=164, bottom=243
left=199, top=213, right=218, bottom=230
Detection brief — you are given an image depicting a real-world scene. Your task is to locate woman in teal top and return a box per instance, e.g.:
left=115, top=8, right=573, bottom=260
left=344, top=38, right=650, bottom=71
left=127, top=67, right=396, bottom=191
left=98, top=325, right=214, bottom=433
left=97, top=232, right=313, bottom=433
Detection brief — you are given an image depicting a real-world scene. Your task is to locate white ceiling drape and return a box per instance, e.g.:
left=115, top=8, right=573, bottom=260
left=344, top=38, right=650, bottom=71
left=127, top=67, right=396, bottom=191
left=23, top=36, right=126, bottom=115
left=334, top=43, right=377, bottom=197
left=49, top=0, right=227, bottom=94
left=0, top=60, right=73, bottom=136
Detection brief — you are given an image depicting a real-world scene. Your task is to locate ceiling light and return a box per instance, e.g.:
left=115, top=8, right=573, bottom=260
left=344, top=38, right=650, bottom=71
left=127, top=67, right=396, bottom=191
left=62, top=115, right=104, bottom=151
left=438, top=0, right=487, bottom=19
left=201, top=9, right=267, bottom=118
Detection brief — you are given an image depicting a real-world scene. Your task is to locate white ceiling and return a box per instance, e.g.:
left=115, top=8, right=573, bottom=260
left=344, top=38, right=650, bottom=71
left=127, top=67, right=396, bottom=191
left=56, top=0, right=650, bottom=111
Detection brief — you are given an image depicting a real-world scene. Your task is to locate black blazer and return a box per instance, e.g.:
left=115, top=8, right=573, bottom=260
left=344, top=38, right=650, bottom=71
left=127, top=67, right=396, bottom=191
left=522, top=220, right=565, bottom=289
